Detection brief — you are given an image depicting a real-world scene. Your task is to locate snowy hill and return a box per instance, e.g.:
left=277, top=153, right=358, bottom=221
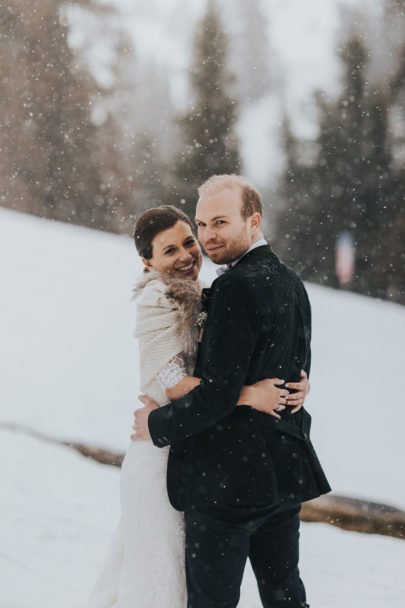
left=1, top=208, right=405, bottom=607
left=2, top=207, right=404, bottom=508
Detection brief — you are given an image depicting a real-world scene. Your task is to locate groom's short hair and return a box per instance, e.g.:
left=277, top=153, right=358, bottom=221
left=198, top=174, right=262, bottom=220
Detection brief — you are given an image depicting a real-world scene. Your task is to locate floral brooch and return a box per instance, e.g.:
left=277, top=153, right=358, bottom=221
left=195, top=311, right=208, bottom=343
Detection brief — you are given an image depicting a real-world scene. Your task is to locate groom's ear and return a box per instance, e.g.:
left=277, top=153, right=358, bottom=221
left=250, top=212, right=262, bottom=232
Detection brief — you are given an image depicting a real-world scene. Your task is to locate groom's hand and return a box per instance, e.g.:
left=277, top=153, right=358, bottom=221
left=131, top=395, right=159, bottom=441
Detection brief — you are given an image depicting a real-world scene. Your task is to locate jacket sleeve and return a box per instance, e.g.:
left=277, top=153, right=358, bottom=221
left=300, top=283, right=312, bottom=378
left=148, top=274, right=260, bottom=447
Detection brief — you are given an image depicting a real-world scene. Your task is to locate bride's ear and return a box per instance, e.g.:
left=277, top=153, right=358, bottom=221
left=141, top=257, right=153, bottom=273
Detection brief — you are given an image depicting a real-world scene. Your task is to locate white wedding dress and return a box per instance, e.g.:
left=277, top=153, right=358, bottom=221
left=87, top=275, right=201, bottom=608
left=87, top=357, right=189, bottom=608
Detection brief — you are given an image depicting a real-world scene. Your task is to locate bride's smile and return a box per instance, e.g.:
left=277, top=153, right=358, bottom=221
left=141, top=219, right=202, bottom=281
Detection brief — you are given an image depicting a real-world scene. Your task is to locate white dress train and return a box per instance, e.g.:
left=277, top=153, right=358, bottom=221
left=87, top=441, right=186, bottom=607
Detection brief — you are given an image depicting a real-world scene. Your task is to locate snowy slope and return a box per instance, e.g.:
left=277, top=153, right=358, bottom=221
left=1, top=208, right=405, bottom=607
left=2, top=207, right=404, bottom=507
left=307, top=282, right=405, bottom=507
left=1, top=429, right=404, bottom=608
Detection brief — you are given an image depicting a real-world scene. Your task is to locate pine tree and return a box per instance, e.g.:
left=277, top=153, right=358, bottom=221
left=222, top=0, right=274, bottom=103
left=127, top=59, right=177, bottom=215
left=274, top=116, right=319, bottom=278
left=384, top=3, right=405, bottom=303
left=172, top=0, right=241, bottom=218
left=0, top=0, right=136, bottom=233
left=277, top=36, right=395, bottom=298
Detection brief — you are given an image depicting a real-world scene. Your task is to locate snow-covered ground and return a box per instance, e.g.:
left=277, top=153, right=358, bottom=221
left=2, top=429, right=404, bottom=608
left=1, top=208, right=405, bottom=607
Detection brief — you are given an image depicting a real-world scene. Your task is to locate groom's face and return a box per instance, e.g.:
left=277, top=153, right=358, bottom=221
left=195, top=187, right=254, bottom=265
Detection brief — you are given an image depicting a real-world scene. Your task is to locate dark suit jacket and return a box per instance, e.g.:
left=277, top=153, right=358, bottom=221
left=148, top=246, right=331, bottom=511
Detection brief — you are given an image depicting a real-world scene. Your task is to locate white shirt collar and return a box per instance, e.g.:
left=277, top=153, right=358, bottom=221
left=229, top=238, right=268, bottom=268
left=215, top=238, right=268, bottom=276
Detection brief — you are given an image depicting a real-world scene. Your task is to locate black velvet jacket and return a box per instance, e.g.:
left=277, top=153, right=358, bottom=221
left=148, top=246, right=331, bottom=511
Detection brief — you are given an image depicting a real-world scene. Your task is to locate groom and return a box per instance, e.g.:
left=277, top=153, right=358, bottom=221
left=134, top=174, right=330, bottom=608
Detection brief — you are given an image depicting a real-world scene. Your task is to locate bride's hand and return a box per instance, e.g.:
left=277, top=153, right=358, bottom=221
left=237, top=378, right=289, bottom=420
left=285, top=370, right=310, bottom=414
left=131, top=395, right=159, bottom=441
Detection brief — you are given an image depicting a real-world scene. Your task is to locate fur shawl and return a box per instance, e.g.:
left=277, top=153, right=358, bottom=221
left=133, top=271, right=204, bottom=395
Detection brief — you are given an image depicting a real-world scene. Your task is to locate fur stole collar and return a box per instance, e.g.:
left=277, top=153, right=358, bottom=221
left=134, top=270, right=203, bottom=362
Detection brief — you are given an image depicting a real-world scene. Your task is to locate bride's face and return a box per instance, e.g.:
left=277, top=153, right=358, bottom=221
left=142, top=220, right=202, bottom=281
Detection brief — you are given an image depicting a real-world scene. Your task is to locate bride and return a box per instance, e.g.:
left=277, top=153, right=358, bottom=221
left=87, top=205, right=310, bottom=607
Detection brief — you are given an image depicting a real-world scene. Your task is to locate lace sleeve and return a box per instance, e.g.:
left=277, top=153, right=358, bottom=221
left=156, top=354, right=187, bottom=390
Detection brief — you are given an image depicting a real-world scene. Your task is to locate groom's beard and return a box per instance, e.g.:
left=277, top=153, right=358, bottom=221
left=204, top=228, right=251, bottom=265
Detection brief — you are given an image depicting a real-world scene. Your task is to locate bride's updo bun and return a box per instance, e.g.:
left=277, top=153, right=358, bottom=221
left=133, top=206, right=193, bottom=260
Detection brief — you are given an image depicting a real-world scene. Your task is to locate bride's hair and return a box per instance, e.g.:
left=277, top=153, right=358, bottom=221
left=133, top=205, right=193, bottom=260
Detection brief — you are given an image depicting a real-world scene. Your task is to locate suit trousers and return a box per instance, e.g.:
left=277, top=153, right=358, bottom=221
left=184, top=502, right=308, bottom=608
